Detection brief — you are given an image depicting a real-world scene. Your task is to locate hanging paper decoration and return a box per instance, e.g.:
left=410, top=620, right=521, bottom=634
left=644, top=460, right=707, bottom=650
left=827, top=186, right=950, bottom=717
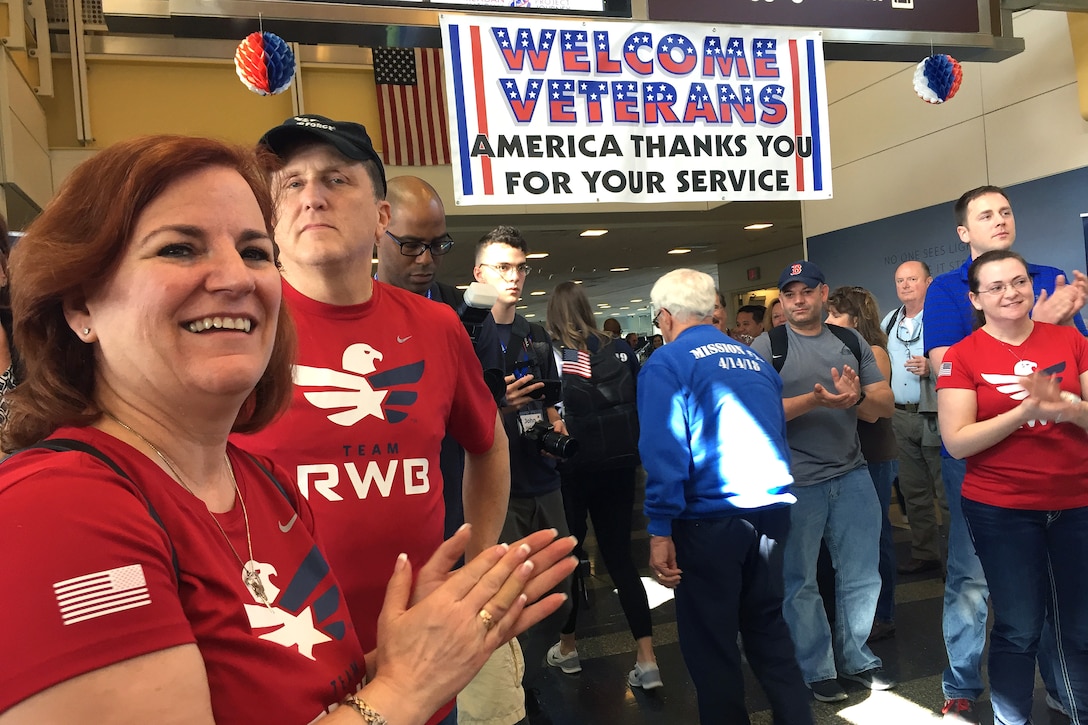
left=913, top=54, right=963, bottom=104
left=235, top=31, right=295, bottom=96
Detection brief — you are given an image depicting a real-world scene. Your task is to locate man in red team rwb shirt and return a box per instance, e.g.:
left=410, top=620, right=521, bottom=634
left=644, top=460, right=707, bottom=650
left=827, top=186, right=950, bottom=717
left=238, top=116, right=510, bottom=725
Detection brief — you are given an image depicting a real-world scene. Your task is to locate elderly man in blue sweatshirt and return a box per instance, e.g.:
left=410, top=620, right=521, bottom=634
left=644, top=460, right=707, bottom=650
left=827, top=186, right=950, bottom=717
left=639, top=269, right=812, bottom=725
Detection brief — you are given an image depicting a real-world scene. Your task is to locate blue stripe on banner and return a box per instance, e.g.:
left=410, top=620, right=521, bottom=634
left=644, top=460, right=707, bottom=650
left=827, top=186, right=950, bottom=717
left=447, top=24, right=474, bottom=196
left=806, top=39, right=823, bottom=192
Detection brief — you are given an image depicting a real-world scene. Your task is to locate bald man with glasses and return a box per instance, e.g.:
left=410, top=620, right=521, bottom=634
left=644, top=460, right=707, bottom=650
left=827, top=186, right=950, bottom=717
left=881, top=261, right=948, bottom=578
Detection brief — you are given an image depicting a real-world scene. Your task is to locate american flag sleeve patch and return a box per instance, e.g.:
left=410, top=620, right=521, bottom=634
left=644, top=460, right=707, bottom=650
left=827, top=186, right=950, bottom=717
left=54, top=564, right=151, bottom=625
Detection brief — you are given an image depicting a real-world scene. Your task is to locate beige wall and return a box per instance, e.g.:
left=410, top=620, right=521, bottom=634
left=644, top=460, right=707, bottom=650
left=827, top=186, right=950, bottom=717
left=802, top=9, right=1088, bottom=238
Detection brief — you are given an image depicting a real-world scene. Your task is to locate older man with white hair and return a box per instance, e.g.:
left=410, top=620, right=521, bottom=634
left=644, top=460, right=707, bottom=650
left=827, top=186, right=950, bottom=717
left=639, top=268, right=812, bottom=725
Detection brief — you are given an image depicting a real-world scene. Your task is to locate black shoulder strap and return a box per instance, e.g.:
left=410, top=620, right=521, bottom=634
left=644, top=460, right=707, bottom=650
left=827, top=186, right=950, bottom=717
left=769, top=325, right=788, bottom=372
left=884, top=306, right=903, bottom=336
left=826, top=324, right=863, bottom=366
left=25, top=439, right=181, bottom=581
left=769, top=324, right=861, bottom=372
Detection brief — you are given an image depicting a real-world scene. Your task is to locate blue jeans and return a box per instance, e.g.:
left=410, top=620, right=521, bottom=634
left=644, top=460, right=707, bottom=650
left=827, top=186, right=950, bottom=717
left=783, top=466, right=882, bottom=683
left=962, top=500, right=1088, bottom=725
left=941, top=455, right=989, bottom=700
left=868, top=459, right=898, bottom=623
left=941, top=456, right=1068, bottom=710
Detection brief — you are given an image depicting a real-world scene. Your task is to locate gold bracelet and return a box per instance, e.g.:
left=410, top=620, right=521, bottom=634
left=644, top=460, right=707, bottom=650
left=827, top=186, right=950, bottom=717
left=342, top=693, right=388, bottom=725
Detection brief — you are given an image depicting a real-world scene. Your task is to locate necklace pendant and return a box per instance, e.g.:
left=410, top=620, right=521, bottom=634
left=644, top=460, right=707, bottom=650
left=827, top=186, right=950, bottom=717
left=244, top=569, right=271, bottom=606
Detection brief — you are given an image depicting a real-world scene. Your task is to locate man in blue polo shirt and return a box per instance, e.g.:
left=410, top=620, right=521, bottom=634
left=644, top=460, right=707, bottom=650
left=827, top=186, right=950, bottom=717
left=924, top=184, right=1087, bottom=722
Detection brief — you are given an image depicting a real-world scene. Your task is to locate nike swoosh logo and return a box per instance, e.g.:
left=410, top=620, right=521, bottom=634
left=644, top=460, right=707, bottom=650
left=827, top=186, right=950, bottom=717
left=772, top=354, right=784, bottom=359
left=278, top=513, right=299, bottom=533
left=397, top=335, right=412, bottom=343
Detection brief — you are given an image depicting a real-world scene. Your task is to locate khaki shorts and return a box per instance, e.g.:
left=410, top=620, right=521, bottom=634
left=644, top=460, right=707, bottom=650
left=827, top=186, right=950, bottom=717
left=457, top=638, right=525, bottom=725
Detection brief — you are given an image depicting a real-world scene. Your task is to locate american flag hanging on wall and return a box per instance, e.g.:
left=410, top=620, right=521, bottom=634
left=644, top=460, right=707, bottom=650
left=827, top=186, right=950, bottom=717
left=374, top=47, right=451, bottom=166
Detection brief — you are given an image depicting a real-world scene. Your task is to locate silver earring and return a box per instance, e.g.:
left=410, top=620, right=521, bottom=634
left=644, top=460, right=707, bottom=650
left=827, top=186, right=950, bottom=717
left=82, top=327, right=90, bottom=336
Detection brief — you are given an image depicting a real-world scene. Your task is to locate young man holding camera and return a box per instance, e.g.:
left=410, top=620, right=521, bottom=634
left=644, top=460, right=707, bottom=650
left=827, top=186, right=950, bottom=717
left=473, top=227, right=570, bottom=547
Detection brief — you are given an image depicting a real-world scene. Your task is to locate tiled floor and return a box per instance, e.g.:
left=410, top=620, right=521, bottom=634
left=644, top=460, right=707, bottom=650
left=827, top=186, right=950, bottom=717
left=518, top=479, right=1073, bottom=725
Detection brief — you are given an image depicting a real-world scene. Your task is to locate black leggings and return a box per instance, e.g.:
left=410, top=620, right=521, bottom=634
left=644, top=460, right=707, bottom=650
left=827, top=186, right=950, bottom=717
left=559, top=466, right=653, bottom=641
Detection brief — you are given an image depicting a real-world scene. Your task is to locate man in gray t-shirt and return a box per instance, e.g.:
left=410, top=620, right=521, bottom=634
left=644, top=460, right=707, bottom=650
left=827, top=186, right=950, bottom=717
left=752, top=261, right=895, bottom=703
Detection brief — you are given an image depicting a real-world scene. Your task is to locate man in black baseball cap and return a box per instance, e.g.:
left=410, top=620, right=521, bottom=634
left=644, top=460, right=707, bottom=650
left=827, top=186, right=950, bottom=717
left=259, top=114, right=387, bottom=196
left=242, top=115, right=511, bottom=725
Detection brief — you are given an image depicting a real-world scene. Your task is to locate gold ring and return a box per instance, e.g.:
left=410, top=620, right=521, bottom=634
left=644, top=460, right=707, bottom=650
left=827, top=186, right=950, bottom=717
left=478, top=608, right=496, bottom=631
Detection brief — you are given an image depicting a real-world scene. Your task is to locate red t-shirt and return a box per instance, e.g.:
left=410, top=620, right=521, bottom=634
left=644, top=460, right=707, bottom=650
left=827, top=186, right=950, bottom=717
left=0, top=427, right=365, bottom=721
left=238, top=280, right=497, bottom=653
left=938, top=322, right=1088, bottom=509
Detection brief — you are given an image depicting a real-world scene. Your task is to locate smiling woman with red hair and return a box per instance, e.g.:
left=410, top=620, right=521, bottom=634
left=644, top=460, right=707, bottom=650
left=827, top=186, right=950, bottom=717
left=0, top=135, right=575, bottom=724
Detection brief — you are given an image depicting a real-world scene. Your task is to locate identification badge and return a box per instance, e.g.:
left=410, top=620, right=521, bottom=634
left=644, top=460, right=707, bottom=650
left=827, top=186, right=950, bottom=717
left=518, top=409, right=544, bottom=433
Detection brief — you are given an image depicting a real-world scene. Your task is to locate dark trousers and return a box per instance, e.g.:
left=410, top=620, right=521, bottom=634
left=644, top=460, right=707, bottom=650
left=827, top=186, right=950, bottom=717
left=672, top=508, right=813, bottom=725
left=559, top=466, right=653, bottom=641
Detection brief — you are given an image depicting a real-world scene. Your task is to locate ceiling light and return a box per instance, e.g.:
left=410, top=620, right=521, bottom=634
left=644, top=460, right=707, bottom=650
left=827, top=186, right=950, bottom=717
left=580, top=229, right=608, bottom=237
left=525, top=313, right=536, bottom=318
left=597, top=303, right=609, bottom=307
left=455, top=284, right=469, bottom=290
left=744, top=223, right=773, bottom=230
left=599, top=304, right=612, bottom=309
left=620, top=306, right=630, bottom=310
left=668, top=248, right=692, bottom=255
left=630, top=298, right=643, bottom=303
left=530, top=290, right=546, bottom=296
left=372, top=258, right=379, bottom=264
left=593, top=311, right=603, bottom=315
left=610, top=267, right=630, bottom=272
left=572, top=280, right=583, bottom=284
left=526, top=252, right=549, bottom=259
left=516, top=305, right=528, bottom=309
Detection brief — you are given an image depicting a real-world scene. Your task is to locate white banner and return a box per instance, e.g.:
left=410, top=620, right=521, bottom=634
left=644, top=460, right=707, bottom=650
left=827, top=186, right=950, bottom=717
left=440, top=15, right=832, bottom=205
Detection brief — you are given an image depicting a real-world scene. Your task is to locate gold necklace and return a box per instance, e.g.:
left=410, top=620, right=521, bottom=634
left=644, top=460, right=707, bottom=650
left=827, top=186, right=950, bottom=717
left=103, top=411, right=272, bottom=608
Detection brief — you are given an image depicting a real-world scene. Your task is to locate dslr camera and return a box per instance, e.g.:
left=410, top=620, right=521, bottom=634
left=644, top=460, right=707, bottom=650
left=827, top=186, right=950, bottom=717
left=522, top=421, right=579, bottom=459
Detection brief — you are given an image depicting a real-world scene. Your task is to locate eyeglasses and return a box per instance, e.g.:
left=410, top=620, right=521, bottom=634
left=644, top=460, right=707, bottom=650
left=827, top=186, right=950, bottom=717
left=652, top=307, right=670, bottom=328
left=479, top=262, right=532, bottom=278
left=896, top=317, right=921, bottom=345
left=385, top=230, right=455, bottom=257
left=979, top=276, right=1031, bottom=297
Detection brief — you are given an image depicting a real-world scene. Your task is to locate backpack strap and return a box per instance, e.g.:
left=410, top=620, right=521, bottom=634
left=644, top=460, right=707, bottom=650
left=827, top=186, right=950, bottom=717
left=826, top=324, right=863, bottom=367
left=23, top=439, right=181, bottom=581
left=768, top=323, right=862, bottom=373
left=769, top=325, right=788, bottom=372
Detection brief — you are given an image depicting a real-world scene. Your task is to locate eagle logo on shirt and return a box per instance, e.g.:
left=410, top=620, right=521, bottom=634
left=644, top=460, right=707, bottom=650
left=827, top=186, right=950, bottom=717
left=981, top=360, right=1065, bottom=428
left=293, top=343, right=424, bottom=426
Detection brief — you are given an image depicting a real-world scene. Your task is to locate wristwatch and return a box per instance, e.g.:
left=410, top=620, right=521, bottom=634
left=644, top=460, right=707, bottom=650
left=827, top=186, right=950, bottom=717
left=854, top=390, right=867, bottom=407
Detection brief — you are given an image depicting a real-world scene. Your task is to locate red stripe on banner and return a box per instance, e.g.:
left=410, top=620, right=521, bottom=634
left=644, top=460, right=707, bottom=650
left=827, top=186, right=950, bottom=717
left=470, top=25, right=493, bottom=195
left=789, top=39, right=805, bottom=192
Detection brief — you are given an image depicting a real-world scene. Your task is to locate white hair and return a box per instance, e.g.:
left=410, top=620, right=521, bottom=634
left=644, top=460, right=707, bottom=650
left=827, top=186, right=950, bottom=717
left=650, top=269, right=716, bottom=323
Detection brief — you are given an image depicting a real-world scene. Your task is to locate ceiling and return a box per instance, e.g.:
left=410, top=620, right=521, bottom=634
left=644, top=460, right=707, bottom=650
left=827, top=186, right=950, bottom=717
left=434, top=200, right=804, bottom=325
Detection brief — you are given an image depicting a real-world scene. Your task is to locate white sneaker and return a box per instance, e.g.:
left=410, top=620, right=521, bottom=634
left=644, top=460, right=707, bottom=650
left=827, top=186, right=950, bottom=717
left=628, top=662, right=663, bottom=690
left=546, top=642, right=581, bottom=674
